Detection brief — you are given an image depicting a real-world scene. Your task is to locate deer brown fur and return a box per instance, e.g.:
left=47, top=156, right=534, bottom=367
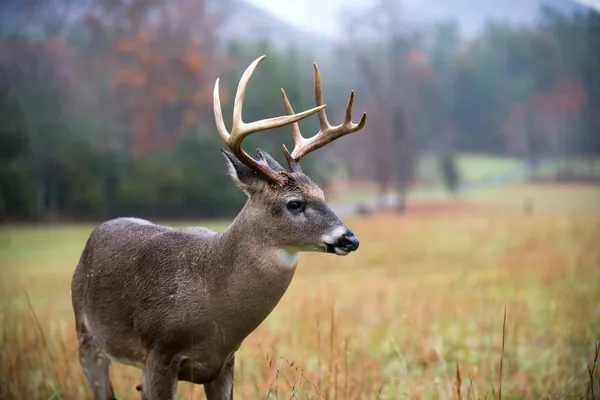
left=70, top=56, right=366, bottom=400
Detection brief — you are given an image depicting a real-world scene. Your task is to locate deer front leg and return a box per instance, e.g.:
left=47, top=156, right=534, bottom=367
left=204, top=355, right=235, bottom=400
left=77, top=330, right=116, bottom=400
left=135, top=372, right=148, bottom=400
left=144, top=350, right=179, bottom=400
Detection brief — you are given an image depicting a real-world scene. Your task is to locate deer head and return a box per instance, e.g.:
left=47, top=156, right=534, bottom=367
left=213, top=55, right=367, bottom=256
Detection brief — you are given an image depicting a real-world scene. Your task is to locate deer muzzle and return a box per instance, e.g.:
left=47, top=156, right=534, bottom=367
left=325, top=229, right=359, bottom=256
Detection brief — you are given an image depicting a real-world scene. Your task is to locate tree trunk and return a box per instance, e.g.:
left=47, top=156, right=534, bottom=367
left=396, top=188, right=407, bottom=214
left=34, top=172, right=46, bottom=220
left=47, top=178, right=59, bottom=222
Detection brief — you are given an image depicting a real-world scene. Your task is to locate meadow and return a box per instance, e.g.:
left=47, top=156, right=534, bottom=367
left=1, top=183, right=599, bottom=399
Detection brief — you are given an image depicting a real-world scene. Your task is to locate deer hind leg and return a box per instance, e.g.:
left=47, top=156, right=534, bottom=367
left=77, top=331, right=116, bottom=400
left=204, top=355, right=235, bottom=400
left=144, top=350, right=179, bottom=400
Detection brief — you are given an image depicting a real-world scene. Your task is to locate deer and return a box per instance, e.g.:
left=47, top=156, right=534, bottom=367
left=70, top=55, right=367, bottom=400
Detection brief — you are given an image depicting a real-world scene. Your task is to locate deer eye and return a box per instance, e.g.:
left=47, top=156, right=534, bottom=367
left=286, top=200, right=305, bottom=213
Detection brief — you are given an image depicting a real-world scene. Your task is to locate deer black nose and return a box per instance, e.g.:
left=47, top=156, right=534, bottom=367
left=338, top=231, right=359, bottom=252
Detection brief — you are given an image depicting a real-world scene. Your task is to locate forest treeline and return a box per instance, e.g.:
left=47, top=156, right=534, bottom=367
left=1, top=0, right=599, bottom=221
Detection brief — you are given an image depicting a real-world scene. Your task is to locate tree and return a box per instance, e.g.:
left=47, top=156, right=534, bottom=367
left=504, top=74, right=587, bottom=177
left=438, top=152, right=461, bottom=195
left=337, top=0, right=431, bottom=211
left=538, top=7, right=600, bottom=163
left=0, top=39, right=73, bottom=220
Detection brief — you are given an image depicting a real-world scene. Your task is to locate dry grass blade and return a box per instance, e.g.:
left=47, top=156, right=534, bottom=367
left=456, top=361, right=463, bottom=400
left=468, top=374, right=477, bottom=400
left=586, top=341, right=600, bottom=400
left=498, top=306, right=507, bottom=400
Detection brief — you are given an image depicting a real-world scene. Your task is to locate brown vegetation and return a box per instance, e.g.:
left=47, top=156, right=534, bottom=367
left=1, top=204, right=599, bottom=399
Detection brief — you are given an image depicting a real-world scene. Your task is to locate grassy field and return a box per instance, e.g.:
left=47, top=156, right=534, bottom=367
left=535, top=157, right=600, bottom=180
left=1, top=184, right=600, bottom=399
left=417, top=154, right=522, bottom=185
left=464, top=183, right=600, bottom=214
left=329, top=154, right=600, bottom=207
left=328, top=153, right=523, bottom=205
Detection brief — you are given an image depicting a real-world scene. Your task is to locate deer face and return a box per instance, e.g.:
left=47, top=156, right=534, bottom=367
left=223, top=149, right=359, bottom=256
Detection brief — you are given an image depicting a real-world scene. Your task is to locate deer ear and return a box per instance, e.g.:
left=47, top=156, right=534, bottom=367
left=255, top=148, right=286, bottom=173
left=221, top=149, right=263, bottom=192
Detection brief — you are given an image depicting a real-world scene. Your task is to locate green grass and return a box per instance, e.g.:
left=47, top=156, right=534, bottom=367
left=329, top=154, right=600, bottom=207
left=417, top=153, right=522, bottom=184
left=464, top=182, right=600, bottom=214
left=0, top=220, right=230, bottom=265
left=536, top=156, right=600, bottom=179
left=328, top=153, right=524, bottom=206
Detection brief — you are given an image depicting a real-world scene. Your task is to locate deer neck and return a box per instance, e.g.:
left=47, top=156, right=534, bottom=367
left=217, top=201, right=299, bottom=274
left=207, top=201, right=298, bottom=341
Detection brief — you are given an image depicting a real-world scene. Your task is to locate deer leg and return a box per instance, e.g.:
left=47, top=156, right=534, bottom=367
left=144, top=350, right=179, bottom=400
left=135, top=372, right=148, bottom=400
left=204, top=355, right=235, bottom=400
left=77, top=332, right=116, bottom=400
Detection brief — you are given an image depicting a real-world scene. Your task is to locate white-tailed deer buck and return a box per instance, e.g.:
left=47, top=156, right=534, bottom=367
left=70, top=55, right=366, bottom=400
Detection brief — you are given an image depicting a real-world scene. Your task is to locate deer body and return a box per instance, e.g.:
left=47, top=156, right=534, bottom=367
left=72, top=215, right=298, bottom=388
left=71, top=56, right=366, bottom=400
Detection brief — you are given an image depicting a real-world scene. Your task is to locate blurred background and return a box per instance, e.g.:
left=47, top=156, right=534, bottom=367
left=1, top=0, right=600, bottom=399
left=1, top=0, right=598, bottom=221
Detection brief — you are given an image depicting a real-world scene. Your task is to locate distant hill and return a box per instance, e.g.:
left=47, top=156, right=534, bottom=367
left=215, top=0, right=595, bottom=50
left=403, top=0, right=593, bottom=36
left=0, top=0, right=595, bottom=51
left=212, top=0, right=335, bottom=56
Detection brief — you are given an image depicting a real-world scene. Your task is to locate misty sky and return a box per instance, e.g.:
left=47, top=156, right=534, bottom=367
left=245, top=0, right=369, bottom=38
left=245, top=0, right=600, bottom=38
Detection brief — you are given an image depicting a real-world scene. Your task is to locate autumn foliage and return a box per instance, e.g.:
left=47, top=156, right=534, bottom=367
left=504, top=75, right=587, bottom=159
left=0, top=0, right=599, bottom=221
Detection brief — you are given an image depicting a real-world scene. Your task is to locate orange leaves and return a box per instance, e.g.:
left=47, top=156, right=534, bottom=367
left=115, top=67, right=147, bottom=87
left=149, top=52, right=166, bottom=67
left=116, top=39, right=138, bottom=53
left=515, top=75, right=586, bottom=122
left=138, top=27, right=155, bottom=44
left=156, top=84, right=176, bottom=101
left=503, top=73, right=589, bottom=154
left=83, top=0, right=218, bottom=156
left=115, top=29, right=156, bottom=56
left=527, top=75, right=587, bottom=119
left=553, top=75, right=587, bottom=113
left=407, top=48, right=429, bottom=70
left=115, top=27, right=156, bottom=53
left=46, top=38, right=73, bottom=57
left=182, top=50, right=205, bottom=76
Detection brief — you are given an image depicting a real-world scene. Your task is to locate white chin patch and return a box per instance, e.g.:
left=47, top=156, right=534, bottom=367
left=333, top=247, right=350, bottom=256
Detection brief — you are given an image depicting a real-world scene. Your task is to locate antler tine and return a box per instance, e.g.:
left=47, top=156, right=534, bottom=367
left=280, top=89, right=305, bottom=172
left=213, top=55, right=326, bottom=185
left=280, top=89, right=304, bottom=149
left=285, top=62, right=367, bottom=162
left=313, top=63, right=330, bottom=132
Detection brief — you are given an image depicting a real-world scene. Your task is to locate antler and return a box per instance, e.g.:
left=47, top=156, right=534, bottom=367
left=280, top=62, right=366, bottom=166
left=214, top=55, right=326, bottom=185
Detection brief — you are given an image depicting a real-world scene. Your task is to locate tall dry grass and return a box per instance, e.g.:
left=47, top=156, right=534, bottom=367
left=1, top=212, right=599, bottom=399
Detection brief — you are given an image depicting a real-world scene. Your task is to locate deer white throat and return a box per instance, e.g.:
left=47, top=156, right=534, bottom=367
left=276, top=249, right=300, bottom=269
